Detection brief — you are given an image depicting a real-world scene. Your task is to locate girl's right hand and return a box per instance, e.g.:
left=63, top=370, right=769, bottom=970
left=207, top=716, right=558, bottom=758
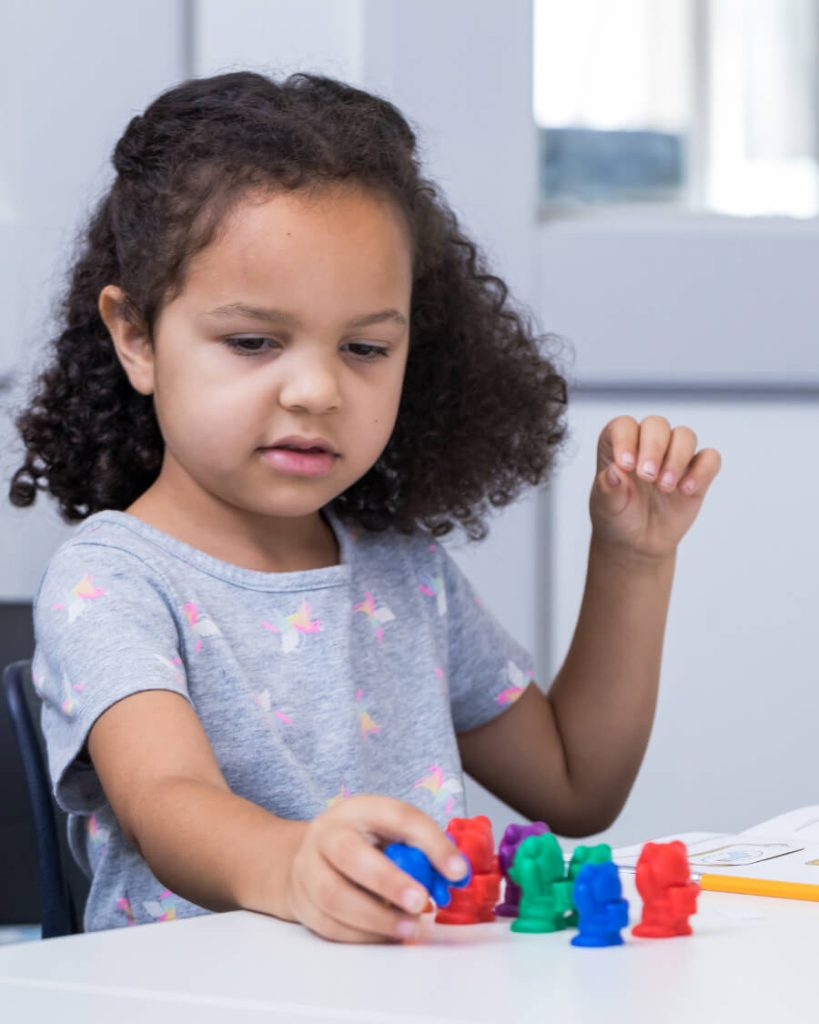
left=284, top=795, right=470, bottom=943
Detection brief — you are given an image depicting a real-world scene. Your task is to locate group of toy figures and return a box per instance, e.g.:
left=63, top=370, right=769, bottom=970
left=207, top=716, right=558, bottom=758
left=384, top=816, right=699, bottom=947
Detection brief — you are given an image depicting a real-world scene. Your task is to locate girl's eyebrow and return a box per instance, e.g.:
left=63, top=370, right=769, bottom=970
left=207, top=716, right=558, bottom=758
left=204, top=303, right=408, bottom=329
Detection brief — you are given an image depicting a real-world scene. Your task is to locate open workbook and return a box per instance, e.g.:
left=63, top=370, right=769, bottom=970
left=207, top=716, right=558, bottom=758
left=612, top=805, right=819, bottom=898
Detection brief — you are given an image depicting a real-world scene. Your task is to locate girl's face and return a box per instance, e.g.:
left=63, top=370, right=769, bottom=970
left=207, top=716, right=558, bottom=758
left=111, top=184, right=412, bottom=534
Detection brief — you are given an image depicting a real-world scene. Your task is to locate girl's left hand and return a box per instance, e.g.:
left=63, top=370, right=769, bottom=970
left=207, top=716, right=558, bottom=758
left=589, top=415, right=722, bottom=562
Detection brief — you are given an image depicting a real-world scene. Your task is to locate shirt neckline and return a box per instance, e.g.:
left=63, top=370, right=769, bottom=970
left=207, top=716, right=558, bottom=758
left=78, top=504, right=353, bottom=590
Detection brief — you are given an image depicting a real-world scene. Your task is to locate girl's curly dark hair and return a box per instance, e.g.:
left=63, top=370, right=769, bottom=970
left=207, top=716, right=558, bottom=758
left=8, top=70, right=567, bottom=541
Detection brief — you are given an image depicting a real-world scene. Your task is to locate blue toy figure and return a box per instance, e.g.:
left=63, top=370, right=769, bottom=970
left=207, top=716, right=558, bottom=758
left=383, top=842, right=472, bottom=909
left=570, top=861, right=630, bottom=947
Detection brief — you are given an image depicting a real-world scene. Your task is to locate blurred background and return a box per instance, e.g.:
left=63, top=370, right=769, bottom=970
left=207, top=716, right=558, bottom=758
left=1, top=0, right=818, bottom=933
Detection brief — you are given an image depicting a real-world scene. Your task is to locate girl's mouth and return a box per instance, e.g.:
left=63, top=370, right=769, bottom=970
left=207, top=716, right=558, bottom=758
left=259, top=446, right=339, bottom=477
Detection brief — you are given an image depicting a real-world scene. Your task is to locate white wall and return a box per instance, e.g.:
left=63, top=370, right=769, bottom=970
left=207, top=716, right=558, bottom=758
left=196, top=0, right=366, bottom=84
left=0, top=0, right=186, bottom=599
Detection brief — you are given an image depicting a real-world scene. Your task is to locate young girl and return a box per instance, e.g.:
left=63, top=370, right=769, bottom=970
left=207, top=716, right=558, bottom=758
left=9, top=71, right=720, bottom=944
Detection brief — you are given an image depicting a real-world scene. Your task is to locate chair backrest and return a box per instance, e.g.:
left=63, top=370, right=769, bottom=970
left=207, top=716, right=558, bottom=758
left=2, top=659, right=88, bottom=936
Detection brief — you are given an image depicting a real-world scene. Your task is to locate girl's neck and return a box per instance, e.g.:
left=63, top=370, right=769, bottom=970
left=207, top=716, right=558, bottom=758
left=124, top=488, right=340, bottom=574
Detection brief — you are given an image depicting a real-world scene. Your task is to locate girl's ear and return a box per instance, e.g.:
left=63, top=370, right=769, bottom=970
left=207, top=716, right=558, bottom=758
left=98, top=284, right=155, bottom=396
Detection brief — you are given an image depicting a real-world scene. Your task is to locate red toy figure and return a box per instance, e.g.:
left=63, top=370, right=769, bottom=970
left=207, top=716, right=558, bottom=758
left=632, top=840, right=700, bottom=938
left=435, top=815, right=501, bottom=925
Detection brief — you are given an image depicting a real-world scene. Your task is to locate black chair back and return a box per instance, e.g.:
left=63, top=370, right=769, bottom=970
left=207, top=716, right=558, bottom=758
left=2, top=658, right=88, bottom=936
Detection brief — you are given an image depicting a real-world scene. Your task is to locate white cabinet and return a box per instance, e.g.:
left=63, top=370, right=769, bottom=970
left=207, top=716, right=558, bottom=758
left=536, top=215, right=819, bottom=384
left=549, top=397, right=819, bottom=843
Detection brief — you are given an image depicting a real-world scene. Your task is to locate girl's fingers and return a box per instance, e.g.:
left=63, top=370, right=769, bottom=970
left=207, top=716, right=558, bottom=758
left=657, top=426, right=698, bottom=492
left=596, top=415, right=720, bottom=499
left=635, top=416, right=672, bottom=482
left=322, top=824, right=431, bottom=918
left=306, top=852, right=422, bottom=943
left=677, top=447, right=722, bottom=497
left=293, top=871, right=394, bottom=944
left=597, top=416, right=639, bottom=474
left=335, top=795, right=469, bottom=887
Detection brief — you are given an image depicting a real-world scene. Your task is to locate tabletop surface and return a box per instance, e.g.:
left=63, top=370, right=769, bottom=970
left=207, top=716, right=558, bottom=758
left=0, top=877, right=815, bottom=1024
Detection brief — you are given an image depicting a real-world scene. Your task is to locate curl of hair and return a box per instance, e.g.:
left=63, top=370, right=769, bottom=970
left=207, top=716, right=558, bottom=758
left=9, top=71, right=568, bottom=541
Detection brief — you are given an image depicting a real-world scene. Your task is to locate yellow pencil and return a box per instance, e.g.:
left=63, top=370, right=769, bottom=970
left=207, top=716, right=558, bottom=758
left=699, top=873, right=819, bottom=902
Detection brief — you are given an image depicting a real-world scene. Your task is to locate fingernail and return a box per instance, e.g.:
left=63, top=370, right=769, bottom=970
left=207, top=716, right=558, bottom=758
left=660, top=471, right=675, bottom=488
left=641, top=460, right=657, bottom=478
left=682, top=478, right=698, bottom=495
left=448, top=856, right=468, bottom=878
left=621, top=453, right=635, bottom=468
left=606, top=467, right=620, bottom=487
left=402, top=888, right=426, bottom=913
left=396, top=919, right=418, bottom=939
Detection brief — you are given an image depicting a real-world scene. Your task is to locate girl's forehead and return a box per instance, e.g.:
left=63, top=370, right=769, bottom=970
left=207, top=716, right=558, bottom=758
left=181, top=187, right=412, bottom=315
left=217, top=186, right=409, bottom=255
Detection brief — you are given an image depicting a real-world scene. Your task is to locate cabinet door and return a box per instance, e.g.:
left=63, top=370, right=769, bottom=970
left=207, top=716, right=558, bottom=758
left=550, top=398, right=819, bottom=842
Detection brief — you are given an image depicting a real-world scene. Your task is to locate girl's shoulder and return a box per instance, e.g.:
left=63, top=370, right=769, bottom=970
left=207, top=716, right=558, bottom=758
left=34, top=510, right=170, bottom=609
left=41, top=510, right=165, bottom=572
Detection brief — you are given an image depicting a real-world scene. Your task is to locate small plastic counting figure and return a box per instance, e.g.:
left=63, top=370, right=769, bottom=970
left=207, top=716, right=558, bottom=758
left=495, top=821, right=550, bottom=918
left=632, top=840, right=700, bottom=938
left=565, top=842, right=613, bottom=926
left=570, top=861, right=630, bottom=947
left=383, top=842, right=472, bottom=909
left=508, top=832, right=573, bottom=933
left=435, top=815, right=501, bottom=925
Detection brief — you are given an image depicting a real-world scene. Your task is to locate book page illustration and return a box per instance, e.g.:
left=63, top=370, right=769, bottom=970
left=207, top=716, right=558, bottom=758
left=687, top=842, right=803, bottom=867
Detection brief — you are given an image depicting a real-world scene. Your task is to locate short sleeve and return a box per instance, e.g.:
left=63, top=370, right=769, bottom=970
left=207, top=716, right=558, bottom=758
left=31, top=541, right=192, bottom=814
left=439, top=545, right=536, bottom=733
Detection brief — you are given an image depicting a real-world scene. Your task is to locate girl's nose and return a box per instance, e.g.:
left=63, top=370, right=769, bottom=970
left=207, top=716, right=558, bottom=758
left=277, top=354, right=342, bottom=414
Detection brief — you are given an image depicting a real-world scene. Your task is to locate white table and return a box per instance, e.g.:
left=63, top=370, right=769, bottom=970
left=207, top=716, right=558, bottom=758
left=0, top=877, right=815, bottom=1023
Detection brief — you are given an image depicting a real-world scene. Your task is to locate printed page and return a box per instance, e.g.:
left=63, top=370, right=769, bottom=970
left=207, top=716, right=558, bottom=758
left=690, top=844, right=819, bottom=884
left=682, top=836, right=806, bottom=868
left=613, top=832, right=721, bottom=869
left=612, top=808, right=819, bottom=884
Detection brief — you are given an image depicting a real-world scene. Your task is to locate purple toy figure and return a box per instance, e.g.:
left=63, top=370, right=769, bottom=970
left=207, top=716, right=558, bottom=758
left=495, top=821, right=550, bottom=917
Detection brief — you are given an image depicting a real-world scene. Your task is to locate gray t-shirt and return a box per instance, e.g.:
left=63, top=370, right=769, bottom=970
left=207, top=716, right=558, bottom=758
left=31, top=504, right=534, bottom=932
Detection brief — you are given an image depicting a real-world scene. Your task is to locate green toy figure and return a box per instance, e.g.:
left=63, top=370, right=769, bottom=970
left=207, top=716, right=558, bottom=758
left=565, top=843, right=612, bottom=927
left=509, top=833, right=573, bottom=933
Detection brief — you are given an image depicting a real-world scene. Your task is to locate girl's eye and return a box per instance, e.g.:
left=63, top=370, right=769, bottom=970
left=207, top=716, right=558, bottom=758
left=222, top=337, right=389, bottom=360
left=223, top=336, right=277, bottom=355
left=344, top=343, right=389, bottom=361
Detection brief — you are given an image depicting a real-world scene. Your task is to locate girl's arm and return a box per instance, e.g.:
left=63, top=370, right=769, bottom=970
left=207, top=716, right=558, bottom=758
left=88, top=690, right=305, bottom=919
left=88, top=690, right=464, bottom=941
left=458, top=415, right=721, bottom=837
left=458, top=545, right=674, bottom=836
